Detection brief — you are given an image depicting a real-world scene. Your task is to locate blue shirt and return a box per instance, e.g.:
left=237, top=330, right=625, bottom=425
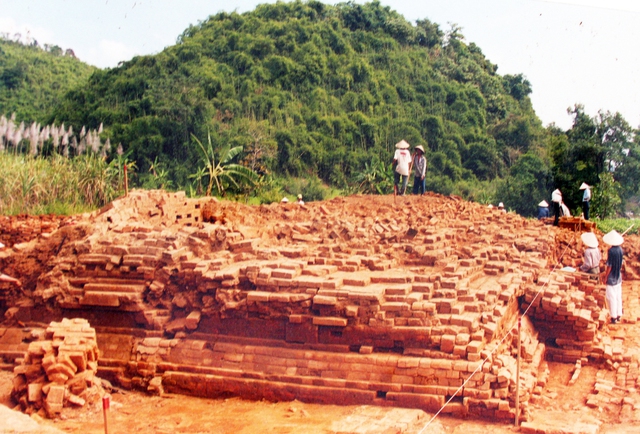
left=537, top=206, right=549, bottom=219
left=606, top=246, right=623, bottom=285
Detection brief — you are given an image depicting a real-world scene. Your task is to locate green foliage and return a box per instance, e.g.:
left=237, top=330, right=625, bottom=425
left=495, top=152, right=551, bottom=216
left=0, top=38, right=95, bottom=123
left=548, top=105, right=638, bottom=216
left=354, top=157, right=392, bottom=194
left=595, top=218, right=639, bottom=236
left=286, top=176, right=328, bottom=202
left=592, top=172, right=622, bottom=219
left=5, top=0, right=638, bottom=222
left=37, top=0, right=542, bottom=199
left=0, top=152, right=121, bottom=215
left=191, top=130, right=258, bottom=196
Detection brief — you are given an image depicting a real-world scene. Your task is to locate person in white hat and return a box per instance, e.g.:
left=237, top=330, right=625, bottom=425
left=551, top=189, right=562, bottom=226
left=392, top=140, right=412, bottom=196
left=602, top=230, right=624, bottom=324
left=579, top=232, right=601, bottom=274
left=580, top=182, right=591, bottom=220
left=411, top=145, right=427, bottom=195
left=537, top=200, right=550, bottom=220
left=296, top=194, right=304, bottom=205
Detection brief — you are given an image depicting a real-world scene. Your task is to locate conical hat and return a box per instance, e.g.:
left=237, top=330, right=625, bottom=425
left=415, top=145, right=425, bottom=153
left=579, top=182, right=589, bottom=190
left=538, top=200, right=549, bottom=207
left=603, top=230, right=624, bottom=246
left=395, top=140, right=410, bottom=149
left=580, top=232, right=598, bottom=248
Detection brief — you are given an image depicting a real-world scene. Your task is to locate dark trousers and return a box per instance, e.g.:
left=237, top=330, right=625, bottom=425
left=583, top=201, right=590, bottom=220
left=553, top=202, right=560, bottom=226
left=412, top=176, right=425, bottom=195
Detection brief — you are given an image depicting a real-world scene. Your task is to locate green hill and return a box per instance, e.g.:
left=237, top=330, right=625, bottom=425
left=48, top=0, right=544, bottom=196
left=0, top=39, right=96, bottom=122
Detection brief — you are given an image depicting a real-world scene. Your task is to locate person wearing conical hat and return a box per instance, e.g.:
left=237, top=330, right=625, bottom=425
left=537, top=200, right=550, bottom=220
left=602, top=230, right=624, bottom=324
left=411, top=145, right=427, bottom=196
left=392, top=140, right=412, bottom=196
left=551, top=189, right=562, bottom=226
left=579, top=232, right=601, bottom=275
left=580, top=182, right=591, bottom=220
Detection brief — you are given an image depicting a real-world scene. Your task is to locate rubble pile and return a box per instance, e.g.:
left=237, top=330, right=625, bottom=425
left=11, top=318, right=102, bottom=417
left=0, top=190, right=631, bottom=422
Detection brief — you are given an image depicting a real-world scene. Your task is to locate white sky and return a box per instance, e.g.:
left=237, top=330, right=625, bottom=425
left=0, top=0, right=638, bottom=130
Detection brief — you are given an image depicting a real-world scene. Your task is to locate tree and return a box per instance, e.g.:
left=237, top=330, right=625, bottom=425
left=591, top=172, right=621, bottom=219
left=191, top=131, right=258, bottom=196
left=502, top=74, right=532, bottom=101
left=496, top=152, right=551, bottom=217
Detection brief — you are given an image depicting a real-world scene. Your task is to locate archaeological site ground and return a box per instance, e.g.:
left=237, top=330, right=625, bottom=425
left=1, top=190, right=640, bottom=433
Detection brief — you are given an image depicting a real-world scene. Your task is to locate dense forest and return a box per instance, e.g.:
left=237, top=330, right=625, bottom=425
left=0, top=37, right=95, bottom=121
left=0, top=1, right=638, bottom=218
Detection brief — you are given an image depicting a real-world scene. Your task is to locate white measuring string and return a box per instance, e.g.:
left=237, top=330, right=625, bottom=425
left=418, top=232, right=576, bottom=433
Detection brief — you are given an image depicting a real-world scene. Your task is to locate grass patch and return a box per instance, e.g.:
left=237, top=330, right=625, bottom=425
left=594, top=218, right=640, bottom=236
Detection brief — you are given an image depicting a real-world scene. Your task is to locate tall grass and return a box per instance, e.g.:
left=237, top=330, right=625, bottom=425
left=0, top=153, right=122, bottom=215
left=595, top=218, right=640, bottom=236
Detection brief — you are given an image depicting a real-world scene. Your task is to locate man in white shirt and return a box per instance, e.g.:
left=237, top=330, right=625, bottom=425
left=392, top=140, right=412, bottom=196
left=580, top=182, right=591, bottom=220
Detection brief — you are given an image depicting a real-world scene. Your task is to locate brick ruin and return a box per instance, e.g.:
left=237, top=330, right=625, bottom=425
left=0, top=190, right=636, bottom=421
left=11, top=318, right=103, bottom=417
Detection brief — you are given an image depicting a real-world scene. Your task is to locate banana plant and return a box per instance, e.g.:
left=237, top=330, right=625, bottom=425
left=191, top=131, right=258, bottom=197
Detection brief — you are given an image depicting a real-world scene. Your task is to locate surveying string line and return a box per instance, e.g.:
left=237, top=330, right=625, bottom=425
left=418, top=232, right=577, bottom=433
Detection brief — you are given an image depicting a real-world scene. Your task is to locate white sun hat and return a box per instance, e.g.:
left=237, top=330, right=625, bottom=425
left=579, top=182, right=589, bottom=190
left=538, top=200, right=549, bottom=207
left=580, top=232, right=598, bottom=248
left=395, top=140, right=410, bottom=149
left=603, top=230, right=624, bottom=246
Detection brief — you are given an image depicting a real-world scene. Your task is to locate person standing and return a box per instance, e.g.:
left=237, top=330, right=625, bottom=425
left=602, top=230, right=624, bottom=324
left=392, top=140, right=412, bottom=196
left=579, top=232, right=601, bottom=275
left=411, top=145, right=427, bottom=195
left=551, top=189, right=562, bottom=226
left=580, top=182, right=591, bottom=220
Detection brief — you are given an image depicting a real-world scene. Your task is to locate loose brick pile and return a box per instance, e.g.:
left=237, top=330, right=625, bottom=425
left=2, top=190, right=634, bottom=422
left=11, top=318, right=102, bottom=417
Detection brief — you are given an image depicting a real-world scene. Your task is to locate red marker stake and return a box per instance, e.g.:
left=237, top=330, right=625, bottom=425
left=102, top=394, right=111, bottom=434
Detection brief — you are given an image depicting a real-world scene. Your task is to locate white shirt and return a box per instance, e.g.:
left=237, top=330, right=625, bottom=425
left=394, top=149, right=412, bottom=176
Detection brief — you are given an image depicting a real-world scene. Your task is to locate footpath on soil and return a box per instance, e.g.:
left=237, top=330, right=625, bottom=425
left=0, top=190, right=639, bottom=433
